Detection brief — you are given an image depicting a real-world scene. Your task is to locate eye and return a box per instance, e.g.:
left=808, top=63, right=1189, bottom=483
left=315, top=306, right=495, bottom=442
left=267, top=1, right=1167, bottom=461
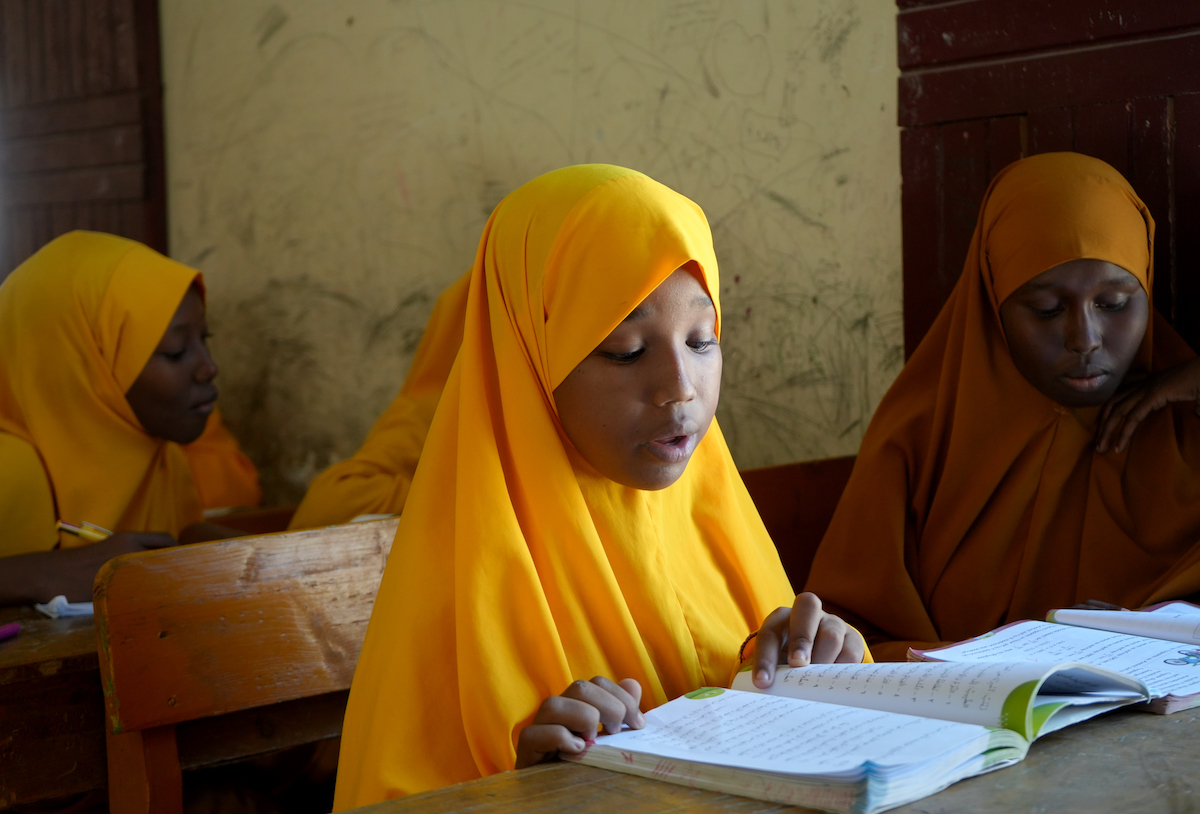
left=161, top=348, right=187, bottom=362
left=600, top=348, right=644, bottom=363
left=688, top=338, right=719, bottom=352
left=1028, top=303, right=1062, bottom=319
left=1096, top=297, right=1129, bottom=312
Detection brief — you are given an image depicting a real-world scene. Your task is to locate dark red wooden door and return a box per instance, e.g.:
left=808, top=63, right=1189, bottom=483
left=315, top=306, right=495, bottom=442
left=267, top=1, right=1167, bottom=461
left=0, top=0, right=166, bottom=284
left=898, top=1, right=1200, bottom=355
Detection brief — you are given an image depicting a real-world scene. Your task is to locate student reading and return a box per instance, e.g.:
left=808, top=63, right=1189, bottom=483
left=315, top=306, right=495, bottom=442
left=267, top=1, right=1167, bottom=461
left=333, top=164, right=869, bottom=807
left=805, top=152, right=1200, bottom=662
left=0, top=231, right=261, bottom=606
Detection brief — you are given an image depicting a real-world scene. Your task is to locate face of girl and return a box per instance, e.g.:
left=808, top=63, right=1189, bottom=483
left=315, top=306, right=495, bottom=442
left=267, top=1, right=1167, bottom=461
left=553, top=265, right=721, bottom=490
left=125, top=286, right=219, bottom=443
left=999, top=258, right=1149, bottom=408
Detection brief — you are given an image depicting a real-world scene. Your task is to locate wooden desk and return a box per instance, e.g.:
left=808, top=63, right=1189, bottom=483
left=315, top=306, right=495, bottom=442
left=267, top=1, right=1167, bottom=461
left=0, top=602, right=350, bottom=810
left=0, top=606, right=105, bottom=809
left=352, top=705, right=1200, bottom=814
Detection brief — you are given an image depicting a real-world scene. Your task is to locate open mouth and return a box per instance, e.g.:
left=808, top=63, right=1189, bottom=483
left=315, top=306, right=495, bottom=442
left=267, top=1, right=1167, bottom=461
left=647, top=433, right=694, bottom=464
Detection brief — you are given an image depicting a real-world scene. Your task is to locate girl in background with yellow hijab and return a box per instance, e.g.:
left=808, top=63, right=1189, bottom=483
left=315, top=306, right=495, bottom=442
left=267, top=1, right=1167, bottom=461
left=287, top=272, right=467, bottom=530
left=806, top=152, right=1200, bottom=662
left=0, top=231, right=260, bottom=606
left=334, top=165, right=866, bottom=807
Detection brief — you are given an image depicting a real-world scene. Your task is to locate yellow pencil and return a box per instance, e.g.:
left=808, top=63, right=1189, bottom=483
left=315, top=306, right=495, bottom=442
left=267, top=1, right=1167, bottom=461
left=57, top=521, right=113, bottom=543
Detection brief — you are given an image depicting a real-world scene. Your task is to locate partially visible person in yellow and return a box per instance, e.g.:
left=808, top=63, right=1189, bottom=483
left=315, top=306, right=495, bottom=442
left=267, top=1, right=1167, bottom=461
left=0, top=231, right=261, bottom=606
left=287, top=273, right=467, bottom=530
left=333, top=165, right=868, bottom=808
left=806, top=152, right=1200, bottom=661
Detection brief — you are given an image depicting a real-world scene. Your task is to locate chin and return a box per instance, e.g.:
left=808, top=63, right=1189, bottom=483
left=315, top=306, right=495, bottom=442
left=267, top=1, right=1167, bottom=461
left=171, top=414, right=211, bottom=445
left=1051, top=388, right=1115, bottom=410
left=614, top=463, right=688, bottom=491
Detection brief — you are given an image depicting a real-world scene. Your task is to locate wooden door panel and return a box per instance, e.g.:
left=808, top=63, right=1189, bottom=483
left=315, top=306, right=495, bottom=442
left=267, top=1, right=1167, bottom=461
left=898, top=1, right=1200, bottom=355
left=899, top=1, right=1200, bottom=69
left=0, top=0, right=164, bottom=283
left=1175, top=94, right=1200, bottom=352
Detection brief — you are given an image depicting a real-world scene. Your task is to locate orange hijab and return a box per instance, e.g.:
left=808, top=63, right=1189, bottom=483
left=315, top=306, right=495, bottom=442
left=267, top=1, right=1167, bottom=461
left=288, top=272, right=468, bottom=529
left=0, top=231, right=260, bottom=551
left=806, top=152, right=1200, bottom=661
left=333, top=165, right=796, bottom=806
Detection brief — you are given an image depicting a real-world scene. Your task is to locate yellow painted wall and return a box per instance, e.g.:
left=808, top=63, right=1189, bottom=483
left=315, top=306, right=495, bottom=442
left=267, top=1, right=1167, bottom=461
left=160, top=0, right=902, bottom=504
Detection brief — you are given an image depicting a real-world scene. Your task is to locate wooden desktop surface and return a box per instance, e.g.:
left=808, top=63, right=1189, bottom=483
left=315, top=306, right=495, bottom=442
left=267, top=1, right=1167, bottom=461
left=351, top=704, right=1200, bottom=814
left=0, top=605, right=106, bottom=808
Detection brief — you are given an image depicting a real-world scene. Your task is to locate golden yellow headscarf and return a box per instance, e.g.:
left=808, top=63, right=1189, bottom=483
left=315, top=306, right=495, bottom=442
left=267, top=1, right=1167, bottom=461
left=0, top=231, right=260, bottom=555
left=333, top=165, right=797, bottom=806
left=288, top=272, right=468, bottom=529
left=806, top=153, right=1200, bottom=661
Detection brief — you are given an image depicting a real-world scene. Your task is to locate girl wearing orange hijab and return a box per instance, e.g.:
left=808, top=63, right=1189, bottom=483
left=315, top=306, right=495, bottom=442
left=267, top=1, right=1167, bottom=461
left=0, top=231, right=260, bottom=605
left=333, top=165, right=867, bottom=807
left=288, top=272, right=468, bottom=529
left=806, top=152, right=1200, bottom=662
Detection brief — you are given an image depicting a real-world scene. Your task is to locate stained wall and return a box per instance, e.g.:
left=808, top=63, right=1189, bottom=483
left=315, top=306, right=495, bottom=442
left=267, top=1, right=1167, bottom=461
left=160, top=0, right=902, bottom=503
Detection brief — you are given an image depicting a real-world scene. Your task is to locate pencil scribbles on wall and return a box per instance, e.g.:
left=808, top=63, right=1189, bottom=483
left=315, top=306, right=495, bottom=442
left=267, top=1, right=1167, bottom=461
left=162, top=0, right=901, bottom=502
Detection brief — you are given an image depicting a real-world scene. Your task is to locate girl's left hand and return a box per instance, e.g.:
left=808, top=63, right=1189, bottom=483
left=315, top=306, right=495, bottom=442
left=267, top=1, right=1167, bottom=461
left=1097, top=357, right=1200, bottom=454
left=751, top=592, right=865, bottom=689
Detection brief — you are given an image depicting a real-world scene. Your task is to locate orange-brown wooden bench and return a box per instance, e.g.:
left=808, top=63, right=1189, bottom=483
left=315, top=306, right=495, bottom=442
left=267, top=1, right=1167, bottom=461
left=93, top=517, right=399, bottom=814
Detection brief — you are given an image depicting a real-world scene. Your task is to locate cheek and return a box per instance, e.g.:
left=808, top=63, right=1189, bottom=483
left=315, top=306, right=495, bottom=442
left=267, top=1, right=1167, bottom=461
left=1109, top=309, right=1150, bottom=361
left=698, top=352, right=722, bottom=412
left=554, top=370, right=622, bottom=455
left=1006, top=325, right=1060, bottom=383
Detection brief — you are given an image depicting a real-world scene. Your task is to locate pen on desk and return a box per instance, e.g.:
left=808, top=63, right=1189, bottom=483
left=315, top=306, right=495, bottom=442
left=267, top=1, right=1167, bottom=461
left=0, top=621, right=19, bottom=642
left=57, top=521, right=113, bottom=543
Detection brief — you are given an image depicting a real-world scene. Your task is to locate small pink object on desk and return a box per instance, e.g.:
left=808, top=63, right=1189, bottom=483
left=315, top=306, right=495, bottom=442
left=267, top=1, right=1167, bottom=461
left=0, top=621, right=19, bottom=641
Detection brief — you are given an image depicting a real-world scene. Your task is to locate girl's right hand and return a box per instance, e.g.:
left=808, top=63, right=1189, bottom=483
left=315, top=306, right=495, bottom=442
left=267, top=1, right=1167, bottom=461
left=515, top=676, right=644, bottom=769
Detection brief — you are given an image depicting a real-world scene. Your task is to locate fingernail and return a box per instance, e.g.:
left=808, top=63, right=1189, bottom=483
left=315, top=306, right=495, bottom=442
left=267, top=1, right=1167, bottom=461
left=754, top=669, right=769, bottom=683
left=572, top=738, right=586, bottom=751
left=792, top=647, right=810, bottom=666
left=635, top=711, right=646, bottom=727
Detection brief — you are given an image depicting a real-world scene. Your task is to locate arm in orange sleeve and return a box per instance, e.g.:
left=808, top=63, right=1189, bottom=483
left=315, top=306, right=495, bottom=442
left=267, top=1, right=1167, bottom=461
left=182, top=405, right=262, bottom=511
left=288, top=272, right=468, bottom=530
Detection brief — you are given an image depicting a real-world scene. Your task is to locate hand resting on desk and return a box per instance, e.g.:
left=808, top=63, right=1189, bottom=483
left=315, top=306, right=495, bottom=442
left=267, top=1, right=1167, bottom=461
left=516, top=676, right=645, bottom=769
left=0, top=532, right=175, bottom=606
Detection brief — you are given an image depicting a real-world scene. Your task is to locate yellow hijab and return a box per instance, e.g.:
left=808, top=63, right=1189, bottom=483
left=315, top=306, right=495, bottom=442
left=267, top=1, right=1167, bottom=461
left=806, top=153, right=1200, bottom=660
left=288, top=272, right=468, bottom=529
left=0, top=231, right=259, bottom=551
left=334, top=165, right=796, bottom=805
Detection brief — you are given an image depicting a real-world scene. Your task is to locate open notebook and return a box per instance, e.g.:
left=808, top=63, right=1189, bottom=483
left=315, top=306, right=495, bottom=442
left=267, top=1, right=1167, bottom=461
left=910, top=600, right=1200, bottom=714
left=566, top=659, right=1148, bottom=814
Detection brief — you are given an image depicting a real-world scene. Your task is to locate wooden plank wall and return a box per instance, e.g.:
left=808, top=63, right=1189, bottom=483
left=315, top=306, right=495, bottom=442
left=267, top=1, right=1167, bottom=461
left=0, top=0, right=165, bottom=284
left=897, top=0, right=1200, bottom=356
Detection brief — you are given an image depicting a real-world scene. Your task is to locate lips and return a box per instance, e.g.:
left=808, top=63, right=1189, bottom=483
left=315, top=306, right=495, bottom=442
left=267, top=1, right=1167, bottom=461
left=645, top=424, right=699, bottom=464
left=191, top=387, right=218, bottom=414
left=1061, top=365, right=1109, bottom=393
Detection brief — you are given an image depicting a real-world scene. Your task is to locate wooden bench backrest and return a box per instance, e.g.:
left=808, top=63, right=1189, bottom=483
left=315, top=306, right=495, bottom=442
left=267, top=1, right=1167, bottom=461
left=94, top=457, right=856, bottom=736
left=93, top=517, right=399, bottom=735
left=740, top=455, right=856, bottom=591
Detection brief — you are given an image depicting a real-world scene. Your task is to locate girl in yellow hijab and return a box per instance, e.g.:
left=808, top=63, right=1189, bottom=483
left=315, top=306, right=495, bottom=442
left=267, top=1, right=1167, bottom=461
left=334, top=165, right=865, bottom=807
left=806, top=152, right=1200, bottom=661
left=0, top=231, right=260, bottom=605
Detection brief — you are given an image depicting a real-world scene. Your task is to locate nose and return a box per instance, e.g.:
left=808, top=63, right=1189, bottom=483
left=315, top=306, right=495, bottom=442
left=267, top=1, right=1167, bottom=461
left=652, top=347, right=698, bottom=407
left=1065, top=305, right=1102, bottom=356
left=195, top=343, right=219, bottom=383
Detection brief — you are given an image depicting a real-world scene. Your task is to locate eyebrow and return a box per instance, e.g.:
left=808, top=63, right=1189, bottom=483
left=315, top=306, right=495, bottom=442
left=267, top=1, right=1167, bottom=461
left=621, top=295, right=714, bottom=322
left=1026, top=275, right=1139, bottom=291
